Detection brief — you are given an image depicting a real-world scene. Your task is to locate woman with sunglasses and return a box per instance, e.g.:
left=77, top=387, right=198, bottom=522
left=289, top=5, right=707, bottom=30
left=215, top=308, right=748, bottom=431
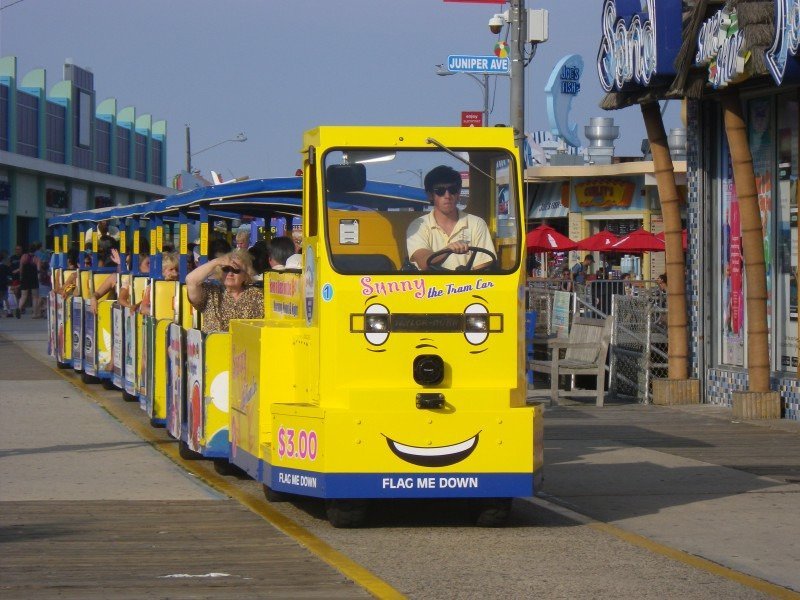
left=185, top=249, right=263, bottom=333
left=406, top=165, right=496, bottom=271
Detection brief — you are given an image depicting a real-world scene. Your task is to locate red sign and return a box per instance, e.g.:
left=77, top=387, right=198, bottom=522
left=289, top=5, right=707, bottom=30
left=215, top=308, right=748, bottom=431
left=461, top=111, right=484, bottom=127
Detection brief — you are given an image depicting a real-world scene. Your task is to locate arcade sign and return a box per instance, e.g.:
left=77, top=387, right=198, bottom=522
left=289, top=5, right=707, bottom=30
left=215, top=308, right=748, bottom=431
left=575, top=179, right=636, bottom=209
left=597, top=0, right=682, bottom=92
left=545, top=54, right=584, bottom=148
left=765, top=0, right=800, bottom=85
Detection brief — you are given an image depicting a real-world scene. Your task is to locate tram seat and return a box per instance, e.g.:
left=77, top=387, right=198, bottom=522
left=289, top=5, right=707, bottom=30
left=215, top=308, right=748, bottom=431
left=332, top=254, right=396, bottom=273
left=529, top=316, right=613, bottom=407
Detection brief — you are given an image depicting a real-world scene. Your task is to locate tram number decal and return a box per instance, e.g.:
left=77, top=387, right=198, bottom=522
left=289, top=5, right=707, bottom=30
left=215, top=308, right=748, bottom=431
left=277, top=427, right=318, bottom=461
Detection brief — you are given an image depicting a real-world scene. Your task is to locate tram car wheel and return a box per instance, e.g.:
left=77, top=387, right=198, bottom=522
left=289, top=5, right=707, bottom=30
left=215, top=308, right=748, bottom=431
left=122, top=391, right=138, bottom=402
left=212, top=459, right=241, bottom=476
left=56, top=361, right=72, bottom=370
left=325, top=499, right=369, bottom=529
left=178, top=441, right=201, bottom=460
left=472, top=498, right=512, bottom=527
left=101, top=379, right=116, bottom=390
left=80, top=372, right=99, bottom=384
left=262, top=485, right=289, bottom=503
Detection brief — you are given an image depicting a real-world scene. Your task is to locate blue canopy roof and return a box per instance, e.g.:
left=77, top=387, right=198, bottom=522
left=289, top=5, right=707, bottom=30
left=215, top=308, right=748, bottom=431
left=48, top=176, right=427, bottom=226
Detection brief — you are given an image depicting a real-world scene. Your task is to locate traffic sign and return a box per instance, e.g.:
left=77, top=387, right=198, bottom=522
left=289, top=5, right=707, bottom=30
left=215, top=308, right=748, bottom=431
left=461, top=111, right=483, bottom=127
left=447, top=55, right=509, bottom=74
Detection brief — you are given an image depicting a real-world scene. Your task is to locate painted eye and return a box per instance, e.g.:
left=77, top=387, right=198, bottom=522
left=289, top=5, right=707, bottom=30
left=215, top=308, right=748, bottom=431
left=365, top=304, right=389, bottom=346
left=464, top=303, right=489, bottom=345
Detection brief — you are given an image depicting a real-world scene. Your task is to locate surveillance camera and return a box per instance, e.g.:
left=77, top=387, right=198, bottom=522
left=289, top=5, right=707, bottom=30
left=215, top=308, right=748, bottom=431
left=488, top=14, right=504, bottom=34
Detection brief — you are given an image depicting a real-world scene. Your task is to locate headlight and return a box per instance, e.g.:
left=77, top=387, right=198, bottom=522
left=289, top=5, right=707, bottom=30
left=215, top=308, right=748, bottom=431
left=464, top=303, right=489, bottom=345
left=365, top=313, right=389, bottom=333
left=364, top=304, right=390, bottom=346
left=465, top=314, right=488, bottom=333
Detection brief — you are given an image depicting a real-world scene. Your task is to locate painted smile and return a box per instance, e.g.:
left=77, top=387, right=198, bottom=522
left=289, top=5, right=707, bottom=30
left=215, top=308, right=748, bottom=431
left=384, top=432, right=480, bottom=467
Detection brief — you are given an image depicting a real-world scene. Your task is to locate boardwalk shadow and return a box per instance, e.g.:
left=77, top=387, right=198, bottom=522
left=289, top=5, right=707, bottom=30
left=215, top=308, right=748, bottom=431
left=0, top=440, right=149, bottom=458
left=538, top=405, right=800, bottom=524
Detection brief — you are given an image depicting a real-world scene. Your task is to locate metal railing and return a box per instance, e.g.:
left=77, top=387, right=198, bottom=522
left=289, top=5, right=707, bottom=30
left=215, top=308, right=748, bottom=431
left=527, top=278, right=667, bottom=403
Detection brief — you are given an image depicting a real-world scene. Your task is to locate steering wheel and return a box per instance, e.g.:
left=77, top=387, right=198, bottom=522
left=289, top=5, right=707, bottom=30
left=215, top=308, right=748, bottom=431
left=427, top=246, right=498, bottom=272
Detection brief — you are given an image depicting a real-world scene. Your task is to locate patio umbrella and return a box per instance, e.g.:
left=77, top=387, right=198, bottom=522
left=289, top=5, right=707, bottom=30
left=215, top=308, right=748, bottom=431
left=576, top=229, right=619, bottom=251
left=526, top=224, right=577, bottom=252
left=608, top=228, right=665, bottom=253
left=576, top=230, right=620, bottom=279
left=655, top=229, right=687, bottom=251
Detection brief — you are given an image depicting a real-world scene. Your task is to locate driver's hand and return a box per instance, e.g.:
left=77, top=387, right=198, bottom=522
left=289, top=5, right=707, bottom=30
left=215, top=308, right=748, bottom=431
left=447, top=241, right=470, bottom=254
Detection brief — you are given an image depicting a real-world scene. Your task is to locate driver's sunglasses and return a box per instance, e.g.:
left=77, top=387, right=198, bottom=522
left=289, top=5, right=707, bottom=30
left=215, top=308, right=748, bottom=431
left=432, top=185, right=461, bottom=197
left=221, top=266, right=242, bottom=274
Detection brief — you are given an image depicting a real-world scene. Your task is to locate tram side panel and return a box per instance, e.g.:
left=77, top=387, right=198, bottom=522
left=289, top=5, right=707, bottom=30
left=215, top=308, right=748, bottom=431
left=230, top=271, right=314, bottom=480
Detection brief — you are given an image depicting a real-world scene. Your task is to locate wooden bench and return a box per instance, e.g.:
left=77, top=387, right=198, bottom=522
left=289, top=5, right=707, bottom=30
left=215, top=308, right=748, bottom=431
left=529, top=316, right=613, bottom=407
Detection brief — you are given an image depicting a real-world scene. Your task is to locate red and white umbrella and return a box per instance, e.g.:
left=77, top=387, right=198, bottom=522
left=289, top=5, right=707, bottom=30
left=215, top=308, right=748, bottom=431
left=525, top=225, right=576, bottom=252
left=608, top=228, right=665, bottom=253
left=576, top=229, right=620, bottom=251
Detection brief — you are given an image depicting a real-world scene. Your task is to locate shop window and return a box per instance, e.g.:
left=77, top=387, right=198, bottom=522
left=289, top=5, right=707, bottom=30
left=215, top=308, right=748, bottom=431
left=716, top=117, right=746, bottom=367
left=713, top=93, right=799, bottom=372
left=775, top=91, right=799, bottom=372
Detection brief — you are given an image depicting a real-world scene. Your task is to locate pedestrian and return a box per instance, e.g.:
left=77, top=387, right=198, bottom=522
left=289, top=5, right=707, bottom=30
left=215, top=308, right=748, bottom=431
left=571, top=254, right=594, bottom=285
left=560, top=266, right=572, bottom=291
left=17, top=245, right=40, bottom=318
left=0, top=251, right=12, bottom=317
left=34, top=244, right=52, bottom=318
left=9, top=244, right=22, bottom=311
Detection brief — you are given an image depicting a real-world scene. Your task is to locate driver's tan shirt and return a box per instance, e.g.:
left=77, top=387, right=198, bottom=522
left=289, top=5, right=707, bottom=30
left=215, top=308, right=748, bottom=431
left=406, top=209, right=495, bottom=270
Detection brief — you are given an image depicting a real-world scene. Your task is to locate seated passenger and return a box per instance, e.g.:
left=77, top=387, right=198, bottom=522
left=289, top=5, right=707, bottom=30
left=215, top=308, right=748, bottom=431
left=406, top=165, right=495, bottom=270
left=267, top=236, right=296, bottom=271
left=285, top=253, right=302, bottom=270
left=89, top=247, right=122, bottom=314
left=117, top=254, right=150, bottom=310
left=136, top=252, right=179, bottom=316
left=248, top=240, right=270, bottom=280
left=185, top=250, right=263, bottom=333
left=56, top=249, right=80, bottom=299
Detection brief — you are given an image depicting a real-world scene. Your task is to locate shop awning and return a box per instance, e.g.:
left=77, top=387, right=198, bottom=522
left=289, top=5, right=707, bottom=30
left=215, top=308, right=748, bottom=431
left=528, top=182, right=568, bottom=219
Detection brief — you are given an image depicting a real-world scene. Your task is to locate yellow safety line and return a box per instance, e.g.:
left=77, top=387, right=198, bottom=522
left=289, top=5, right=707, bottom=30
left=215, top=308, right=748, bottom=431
left=8, top=334, right=405, bottom=600
left=531, top=497, right=800, bottom=599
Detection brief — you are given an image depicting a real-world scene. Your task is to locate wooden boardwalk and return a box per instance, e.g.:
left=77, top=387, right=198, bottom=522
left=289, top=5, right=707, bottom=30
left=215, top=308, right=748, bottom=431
left=0, top=332, right=372, bottom=600
left=1, top=500, right=369, bottom=599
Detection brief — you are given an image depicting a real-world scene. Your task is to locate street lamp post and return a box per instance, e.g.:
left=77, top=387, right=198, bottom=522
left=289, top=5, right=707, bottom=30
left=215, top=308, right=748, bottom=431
left=396, top=168, right=424, bottom=187
left=185, top=125, right=247, bottom=173
left=435, top=65, right=491, bottom=127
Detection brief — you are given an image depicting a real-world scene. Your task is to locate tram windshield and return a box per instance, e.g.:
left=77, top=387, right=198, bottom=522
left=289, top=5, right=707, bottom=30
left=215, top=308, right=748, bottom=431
left=323, top=148, right=520, bottom=274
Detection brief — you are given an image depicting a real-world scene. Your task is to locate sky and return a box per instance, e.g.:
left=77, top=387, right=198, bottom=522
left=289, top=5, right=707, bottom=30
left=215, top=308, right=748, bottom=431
left=0, top=0, right=682, bottom=185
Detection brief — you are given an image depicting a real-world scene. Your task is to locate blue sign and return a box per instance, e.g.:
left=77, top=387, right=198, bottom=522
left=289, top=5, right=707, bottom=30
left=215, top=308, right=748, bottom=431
left=765, top=0, right=800, bottom=85
left=597, top=0, right=682, bottom=92
left=545, top=54, right=584, bottom=148
left=447, top=55, right=509, bottom=74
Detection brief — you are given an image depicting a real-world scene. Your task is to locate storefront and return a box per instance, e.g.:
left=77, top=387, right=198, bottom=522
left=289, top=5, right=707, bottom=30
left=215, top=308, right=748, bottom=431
left=693, top=4, right=800, bottom=420
left=595, top=0, right=800, bottom=421
left=526, top=161, right=686, bottom=279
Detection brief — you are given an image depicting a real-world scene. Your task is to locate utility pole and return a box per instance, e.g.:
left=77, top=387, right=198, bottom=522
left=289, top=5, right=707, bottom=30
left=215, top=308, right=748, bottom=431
left=510, top=0, right=526, bottom=160
left=185, top=124, right=192, bottom=173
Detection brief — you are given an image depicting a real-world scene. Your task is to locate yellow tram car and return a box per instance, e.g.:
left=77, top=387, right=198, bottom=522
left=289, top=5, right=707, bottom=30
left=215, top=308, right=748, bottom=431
left=229, top=126, right=542, bottom=526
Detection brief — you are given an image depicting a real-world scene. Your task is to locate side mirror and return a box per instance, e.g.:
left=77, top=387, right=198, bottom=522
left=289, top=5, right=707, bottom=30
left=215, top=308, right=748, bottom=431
left=326, top=164, right=366, bottom=193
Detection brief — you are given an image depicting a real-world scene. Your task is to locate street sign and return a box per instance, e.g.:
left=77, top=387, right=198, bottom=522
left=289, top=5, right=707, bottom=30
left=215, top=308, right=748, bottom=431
left=461, top=111, right=483, bottom=127
left=447, top=55, right=509, bottom=74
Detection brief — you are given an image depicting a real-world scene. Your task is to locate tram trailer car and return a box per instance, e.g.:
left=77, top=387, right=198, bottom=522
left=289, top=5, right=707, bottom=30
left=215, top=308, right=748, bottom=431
left=229, top=126, right=543, bottom=527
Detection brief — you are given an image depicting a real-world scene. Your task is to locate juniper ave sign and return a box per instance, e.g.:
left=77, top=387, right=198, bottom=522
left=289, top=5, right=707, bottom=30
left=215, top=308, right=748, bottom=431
left=447, top=55, right=509, bottom=74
